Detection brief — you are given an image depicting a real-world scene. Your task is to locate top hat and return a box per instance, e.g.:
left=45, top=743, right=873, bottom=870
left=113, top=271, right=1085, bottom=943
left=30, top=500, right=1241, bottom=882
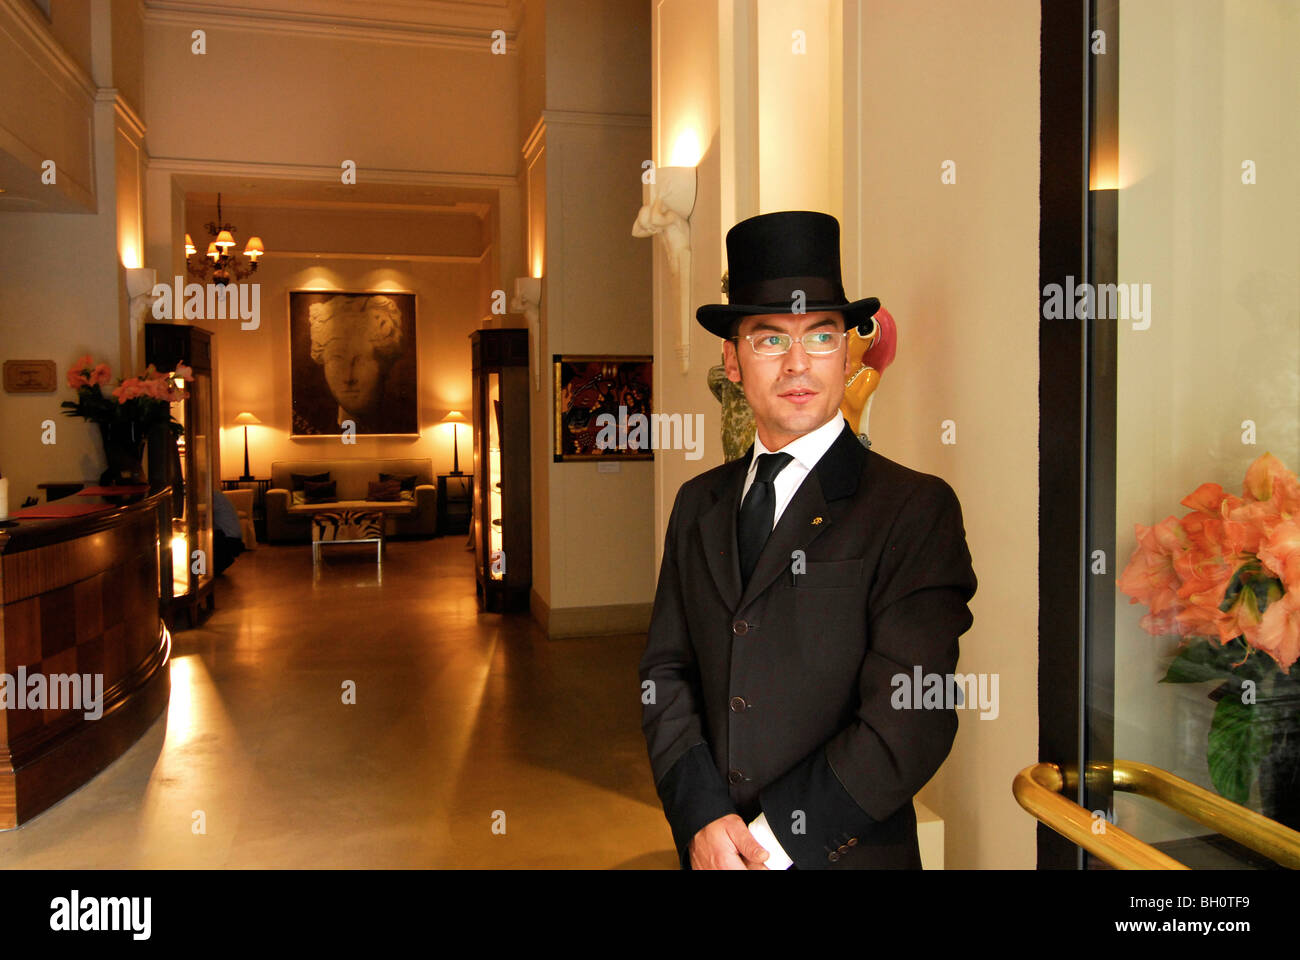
left=696, top=210, right=879, bottom=339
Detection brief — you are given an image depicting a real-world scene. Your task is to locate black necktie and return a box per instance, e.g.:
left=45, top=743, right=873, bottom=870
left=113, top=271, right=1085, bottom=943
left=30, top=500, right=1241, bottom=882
left=737, top=452, right=793, bottom=588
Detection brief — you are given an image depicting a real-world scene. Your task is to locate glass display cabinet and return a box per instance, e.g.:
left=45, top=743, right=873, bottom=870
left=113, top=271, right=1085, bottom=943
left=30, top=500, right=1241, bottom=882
left=470, top=329, right=531, bottom=612
left=145, top=323, right=216, bottom=628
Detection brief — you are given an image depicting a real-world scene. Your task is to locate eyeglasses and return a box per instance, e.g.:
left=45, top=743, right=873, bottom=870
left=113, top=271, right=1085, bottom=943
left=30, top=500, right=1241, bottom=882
left=731, top=330, right=849, bottom=356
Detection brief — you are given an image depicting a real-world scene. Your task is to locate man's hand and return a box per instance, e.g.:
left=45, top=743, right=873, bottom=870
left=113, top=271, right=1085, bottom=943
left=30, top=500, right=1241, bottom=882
left=689, top=814, right=771, bottom=870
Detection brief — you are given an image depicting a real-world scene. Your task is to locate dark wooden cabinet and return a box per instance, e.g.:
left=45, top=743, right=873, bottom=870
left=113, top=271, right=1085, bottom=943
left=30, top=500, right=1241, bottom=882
left=437, top=473, right=472, bottom=536
left=145, top=323, right=216, bottom=629
left=471, top=329, right=531, bottom=612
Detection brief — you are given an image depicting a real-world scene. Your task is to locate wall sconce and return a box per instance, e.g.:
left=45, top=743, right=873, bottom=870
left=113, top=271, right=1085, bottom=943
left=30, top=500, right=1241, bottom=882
left=632, top=166, right=697, bottom=373
left=510, top=276, right=542, bottom=392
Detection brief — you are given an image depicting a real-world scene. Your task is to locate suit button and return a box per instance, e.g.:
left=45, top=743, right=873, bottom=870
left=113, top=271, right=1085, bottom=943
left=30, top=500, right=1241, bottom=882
left=837, top=845, right=850, bottom=855
left=727, top=769, right=744, bottom=785
left=847, top=838, right=858, bottom=846
left=732, top=620, right=749, bottom=635
left=827, top=851, right=840, bottom=862
left=729, top=696, right=747, bottom=712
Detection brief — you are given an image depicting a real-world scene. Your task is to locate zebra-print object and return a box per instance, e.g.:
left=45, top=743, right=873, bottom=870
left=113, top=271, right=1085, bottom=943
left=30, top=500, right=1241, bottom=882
left=311, top=510, right=384, bottom=542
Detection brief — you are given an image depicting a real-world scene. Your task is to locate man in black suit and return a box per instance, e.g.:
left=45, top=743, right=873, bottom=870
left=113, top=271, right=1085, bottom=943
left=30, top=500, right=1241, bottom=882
left=639, top=211, right=977, bottom=869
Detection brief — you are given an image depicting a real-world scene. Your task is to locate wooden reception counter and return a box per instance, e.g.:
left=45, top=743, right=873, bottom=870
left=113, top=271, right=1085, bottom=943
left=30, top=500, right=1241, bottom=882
left=0, top=491, right=171, bottom=829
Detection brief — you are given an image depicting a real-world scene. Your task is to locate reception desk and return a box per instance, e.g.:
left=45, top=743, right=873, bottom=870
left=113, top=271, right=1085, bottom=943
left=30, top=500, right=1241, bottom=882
left=0, top=491, right=171, bottom=829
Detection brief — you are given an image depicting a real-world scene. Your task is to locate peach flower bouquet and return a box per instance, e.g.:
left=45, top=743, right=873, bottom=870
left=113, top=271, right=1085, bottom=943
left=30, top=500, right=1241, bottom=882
left=1118, top=452, right=1300, bottom=810
left=62, top=355, right=193, bottom=484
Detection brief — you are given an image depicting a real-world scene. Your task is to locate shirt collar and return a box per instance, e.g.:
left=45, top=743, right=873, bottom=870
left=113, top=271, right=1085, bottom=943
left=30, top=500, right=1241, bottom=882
left=749, top=409, right=846, bottom=476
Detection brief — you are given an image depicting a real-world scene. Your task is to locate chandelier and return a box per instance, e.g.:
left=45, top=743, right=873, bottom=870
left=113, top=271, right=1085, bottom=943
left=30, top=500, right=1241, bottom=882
left=185, top=192, right=264, bottom=286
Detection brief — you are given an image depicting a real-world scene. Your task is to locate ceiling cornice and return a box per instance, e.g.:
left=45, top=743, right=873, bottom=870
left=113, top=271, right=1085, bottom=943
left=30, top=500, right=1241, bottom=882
left=150, top=155, right=517, bottom=190
left=263, top=249, right=490, bottom=264
left=188, top=195, right=492, bottom=218
left=143, top=0, right=522, bottom=51
left=541, top=109, right=651, bottom=130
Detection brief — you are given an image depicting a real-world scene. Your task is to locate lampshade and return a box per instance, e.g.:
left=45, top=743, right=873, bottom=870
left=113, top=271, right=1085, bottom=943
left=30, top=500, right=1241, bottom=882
left=184, top=233, right=197, bottom=256
left=440, top=410, right=469, bottom=425
left=233, top=411, right=262, bottom=426
left=206, top=242, right=219, bottom=261
left=243, top=236, right=265, bottom=259
left=214, top=230, right=236, bottom=250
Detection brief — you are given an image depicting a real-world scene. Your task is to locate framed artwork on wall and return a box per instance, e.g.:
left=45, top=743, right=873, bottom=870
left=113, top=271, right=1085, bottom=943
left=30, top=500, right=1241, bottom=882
left=553, top=354, right=653, bottom=461
left=288, top=290, right=418, bottom=437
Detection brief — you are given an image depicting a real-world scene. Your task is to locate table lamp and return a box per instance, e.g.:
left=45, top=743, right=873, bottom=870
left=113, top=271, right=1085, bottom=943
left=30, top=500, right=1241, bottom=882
left=440, top=410, right=469, bottom=475
left=233, top=412, right=261, bottom=480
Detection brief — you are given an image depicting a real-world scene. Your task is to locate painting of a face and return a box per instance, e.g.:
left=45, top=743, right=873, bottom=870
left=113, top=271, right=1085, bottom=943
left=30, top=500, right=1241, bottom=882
left=290, top=291, right=417, bottom=435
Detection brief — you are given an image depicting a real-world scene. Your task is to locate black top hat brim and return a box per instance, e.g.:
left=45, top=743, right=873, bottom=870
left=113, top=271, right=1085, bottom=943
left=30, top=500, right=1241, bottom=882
left=696, top=296, right=881, bottom=339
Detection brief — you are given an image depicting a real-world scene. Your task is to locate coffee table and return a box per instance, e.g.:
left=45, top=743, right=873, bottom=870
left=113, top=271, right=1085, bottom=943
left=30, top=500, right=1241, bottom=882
left=311, top=509, right=384, bottom=570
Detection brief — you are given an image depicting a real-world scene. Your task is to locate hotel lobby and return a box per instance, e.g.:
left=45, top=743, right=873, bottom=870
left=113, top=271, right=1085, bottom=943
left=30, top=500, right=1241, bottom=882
left=0, top=0, right=1297, bottom=879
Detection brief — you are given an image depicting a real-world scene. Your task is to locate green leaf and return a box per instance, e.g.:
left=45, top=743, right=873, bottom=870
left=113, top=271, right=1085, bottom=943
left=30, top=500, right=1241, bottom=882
left=1207, top=696, right=1271, bottom=804
left=1162, top=638, right=1238, bottom=683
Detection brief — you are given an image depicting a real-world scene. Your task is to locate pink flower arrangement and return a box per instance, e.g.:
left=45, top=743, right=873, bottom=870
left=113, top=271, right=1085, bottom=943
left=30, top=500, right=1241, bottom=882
left=61, top=356, right=193, bottom=431
left=1118, top=452, right=1300, bottom=671
left=110, top=364, right=191, bottom=404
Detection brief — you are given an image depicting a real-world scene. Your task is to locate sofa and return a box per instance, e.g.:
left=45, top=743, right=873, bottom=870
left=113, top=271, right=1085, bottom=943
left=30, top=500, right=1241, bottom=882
left=266, top=458, right=437, bottom=542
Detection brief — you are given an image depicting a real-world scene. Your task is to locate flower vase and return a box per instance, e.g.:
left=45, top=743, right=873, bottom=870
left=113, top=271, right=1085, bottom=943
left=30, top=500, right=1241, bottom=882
left=1254, top=678, right=1300, bottom=831
left=98, top=421, right=147, bottom=485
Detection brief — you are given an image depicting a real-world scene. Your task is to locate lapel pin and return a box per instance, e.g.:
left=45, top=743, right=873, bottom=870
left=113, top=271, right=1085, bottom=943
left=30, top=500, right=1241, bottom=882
left=811, top=517, right=823, bottom=525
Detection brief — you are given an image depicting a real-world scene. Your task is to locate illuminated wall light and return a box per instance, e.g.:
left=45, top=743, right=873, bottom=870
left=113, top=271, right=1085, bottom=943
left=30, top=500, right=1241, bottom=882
left=670, top=127, right=702, bottom=168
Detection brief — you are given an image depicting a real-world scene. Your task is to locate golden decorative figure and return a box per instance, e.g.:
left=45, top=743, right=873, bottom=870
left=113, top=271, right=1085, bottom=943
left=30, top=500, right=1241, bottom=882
left=838, top=306, right=897, bottom=446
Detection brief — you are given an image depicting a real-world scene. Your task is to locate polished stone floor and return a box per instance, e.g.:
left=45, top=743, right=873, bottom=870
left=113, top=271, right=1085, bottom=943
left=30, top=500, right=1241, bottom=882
left=0, top=537, right=677, bottom=868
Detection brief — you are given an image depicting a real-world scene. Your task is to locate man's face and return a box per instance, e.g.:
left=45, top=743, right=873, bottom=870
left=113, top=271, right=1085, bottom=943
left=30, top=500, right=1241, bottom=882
left=723, top=310, right=851, bottom=451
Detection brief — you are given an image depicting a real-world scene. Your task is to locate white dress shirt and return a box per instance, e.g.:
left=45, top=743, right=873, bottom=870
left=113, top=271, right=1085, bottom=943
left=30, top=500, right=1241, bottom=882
left=741, top=408, right=847, bottom=525
left=740, top=408, right=846, bottom=868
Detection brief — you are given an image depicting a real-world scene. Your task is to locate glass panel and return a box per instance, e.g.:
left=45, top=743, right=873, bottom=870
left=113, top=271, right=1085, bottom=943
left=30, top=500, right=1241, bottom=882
left=171, top=392, right=189, bottom=594
left=193, top=369, right=214, bottom=585
left=1088, top=0, right=1300, bottom=868
left=488, top=372, right=503, bottom=579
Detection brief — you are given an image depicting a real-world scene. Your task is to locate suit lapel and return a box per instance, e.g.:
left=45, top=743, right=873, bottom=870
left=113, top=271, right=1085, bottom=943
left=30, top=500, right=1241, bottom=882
left=699, top=456, right=749, bottom=610
left=742, top=423, right=869, bottom=608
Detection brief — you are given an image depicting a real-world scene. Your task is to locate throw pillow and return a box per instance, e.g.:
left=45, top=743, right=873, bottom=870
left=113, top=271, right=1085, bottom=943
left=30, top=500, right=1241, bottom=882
left=291, top=490, right=306, bottom=506
left=367, top=479, right=402, bottom=502
left=303, top=479, right=337, bottom=503
left=379, top=472, right=418, bottom=492
left=399, top=489, right=415, bottom=502
left=291, top=471, right=330, bottom=491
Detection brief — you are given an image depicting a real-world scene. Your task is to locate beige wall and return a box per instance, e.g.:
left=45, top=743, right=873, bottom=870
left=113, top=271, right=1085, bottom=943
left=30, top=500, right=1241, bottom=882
left=756, top=0, right=836, bottom=215
left=0, top=0, right=149, bottom=503
left=651, top=0, right=726, bottom=558
left=0, top=97, right=125, bottom=503
left=0, top=0, right=97, bottom=210
left=1113, top=0, right=1300, bottom=842
left=524, top=0, right=653, bottom=630
left=842, top=0, right=1040, bottom=871
left=141, top=21, right=517, bottom=176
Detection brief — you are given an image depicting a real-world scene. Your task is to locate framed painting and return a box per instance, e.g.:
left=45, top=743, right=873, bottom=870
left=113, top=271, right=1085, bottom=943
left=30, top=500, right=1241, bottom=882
left=553, top=354, right=653, bottom=461
left=288, top=291, right=418, bottom=437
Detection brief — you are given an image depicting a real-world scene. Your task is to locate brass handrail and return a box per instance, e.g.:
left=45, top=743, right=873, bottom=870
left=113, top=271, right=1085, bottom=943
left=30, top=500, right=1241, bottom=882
left=1013, top=762, right=1187, bottom=869
left=1087, top=760, right=1300, bottom=869
left=1017, top=759, right=1300, bottom=869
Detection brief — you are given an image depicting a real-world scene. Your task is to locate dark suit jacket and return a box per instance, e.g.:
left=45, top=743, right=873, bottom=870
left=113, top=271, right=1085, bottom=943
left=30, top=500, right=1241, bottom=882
left=639, top=421, right=977, bottom=869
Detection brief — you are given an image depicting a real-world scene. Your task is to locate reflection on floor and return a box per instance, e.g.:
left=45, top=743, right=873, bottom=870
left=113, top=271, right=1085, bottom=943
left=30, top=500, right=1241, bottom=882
left=0, top=538, right=677, bottom=868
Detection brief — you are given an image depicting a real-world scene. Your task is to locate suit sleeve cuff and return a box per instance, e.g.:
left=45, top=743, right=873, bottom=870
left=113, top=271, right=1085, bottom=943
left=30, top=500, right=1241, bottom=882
left=654, top=742, right=737, bottom=869
left=758, top=747, right=879, bottom=869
